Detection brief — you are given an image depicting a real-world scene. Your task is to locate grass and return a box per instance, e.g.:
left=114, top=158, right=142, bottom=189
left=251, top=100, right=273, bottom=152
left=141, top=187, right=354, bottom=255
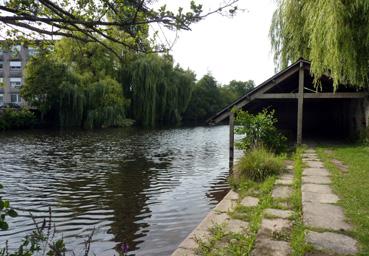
left=316, top=144, right=369, bottom=255
left=196, top=176, right=275, bottom=256
left=234, top=147, right=285, bottom=182
left=289, top=146, right=309, bottom=255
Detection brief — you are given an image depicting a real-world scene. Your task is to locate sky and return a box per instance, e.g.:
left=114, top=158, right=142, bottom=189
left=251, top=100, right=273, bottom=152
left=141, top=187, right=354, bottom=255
left=155, top=0, right=278, bottom=85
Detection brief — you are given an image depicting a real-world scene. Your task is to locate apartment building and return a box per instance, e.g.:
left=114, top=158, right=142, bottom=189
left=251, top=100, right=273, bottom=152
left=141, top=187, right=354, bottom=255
left=0, top=44, right=37, bottom=106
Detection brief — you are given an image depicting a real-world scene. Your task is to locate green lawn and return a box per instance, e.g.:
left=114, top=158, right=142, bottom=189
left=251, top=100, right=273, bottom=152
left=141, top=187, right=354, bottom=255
left=317, top=145, right=369, bottom=255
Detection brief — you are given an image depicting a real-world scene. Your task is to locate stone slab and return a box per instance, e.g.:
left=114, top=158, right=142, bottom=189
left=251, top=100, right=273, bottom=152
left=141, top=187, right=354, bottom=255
left=171, top=248, right=195, bottom=256
left=306, top=231, right=358, bottom=255
left=272, top=186, right=292, bottom=199
left=214, top=198, right=237, bottom=213
left=302, top=176, right=331, bottom=184
left=305, top=149, right=316, bottom=154
left=258, top=218, right=292, bottom=237
left=280, top=174, right=294, bottom=180
left=223, top=190, right=239, bottom=201
left=224, top=219, right=249, bottom=234
left=277, top=201, right=290, bottom=209
left=178, top=229, right=210, bottom=250
left=251, top=238, right=292, bottom=256
left=265, top=208, right=293, bottom=219
left=197, top=212, right=230, bottom=231
left=303, top=153, right=318, bottom=158
left=302, top=191, right=339, bottom=204
left=241, top=196, right=259, bottom=207
left=303, top=168, right=330, bottom=177
left=302, top=184, right=333, bottom=194
left=275, top=179, right=293, bottom=185
left=302, top=155, right=319, bottom=161
left=331, top=159, right=348, bottom=173
left=286, top=165, right=294, bottom=172
left=303, top=202, right=352, bottom=231
left=305, top=161, right=324, bottom=168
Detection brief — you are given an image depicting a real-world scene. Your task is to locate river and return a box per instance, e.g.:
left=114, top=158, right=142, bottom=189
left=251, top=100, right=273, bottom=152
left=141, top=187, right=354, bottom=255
left=0, top=125, right=237, bottom=255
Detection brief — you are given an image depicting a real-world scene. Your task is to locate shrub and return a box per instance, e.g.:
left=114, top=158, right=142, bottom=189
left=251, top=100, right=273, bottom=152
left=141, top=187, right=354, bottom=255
left=234, top=109, right=287, bottom=153
left=0, top=108, right=36, bottom=130
left=235, top=147, right=285, bottom=182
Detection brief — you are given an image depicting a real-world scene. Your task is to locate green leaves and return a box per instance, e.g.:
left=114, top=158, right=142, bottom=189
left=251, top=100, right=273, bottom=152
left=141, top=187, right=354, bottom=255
left=271, top=0, right=369, bottom=88
left=0, top=184, right=18, bottom=231
left=0, top=221, right=9, bottom=231
left=235, top=109, right=287, bottom=153
left=8, top=209, right=18, bottom=218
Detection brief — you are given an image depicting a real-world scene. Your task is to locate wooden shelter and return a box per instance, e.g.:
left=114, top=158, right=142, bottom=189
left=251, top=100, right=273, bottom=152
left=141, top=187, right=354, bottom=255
left=207, top=59, right=369, bottom=166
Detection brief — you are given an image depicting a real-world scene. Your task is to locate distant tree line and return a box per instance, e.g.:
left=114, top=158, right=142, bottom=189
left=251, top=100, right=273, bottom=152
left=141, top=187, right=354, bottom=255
left=21, top=38, right=254, bottom=128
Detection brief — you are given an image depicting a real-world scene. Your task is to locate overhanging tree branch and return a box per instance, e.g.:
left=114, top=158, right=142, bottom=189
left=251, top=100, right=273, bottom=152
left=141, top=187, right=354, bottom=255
left=0, top=0, right=239, bottom=54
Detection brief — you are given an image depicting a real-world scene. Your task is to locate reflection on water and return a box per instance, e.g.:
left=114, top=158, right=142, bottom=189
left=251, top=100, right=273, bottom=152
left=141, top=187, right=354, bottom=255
left=0, top=126, right=234, bottom=255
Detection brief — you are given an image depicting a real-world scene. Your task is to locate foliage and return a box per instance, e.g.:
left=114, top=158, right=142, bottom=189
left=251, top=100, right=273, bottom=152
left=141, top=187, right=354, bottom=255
left=20, top=38, right=254, bottom=128
left=183, top=74, right=224, bottom=123
left=235, top=109, right=287, bottom=153
left=0, top=108, right=36, bottom=130
left=221, top=80, right=254, bottom=103
left=235, top=147, right=284, bottom=182
left=0, top=184, right=18, bottom=231
left=270, top=0, right=369, bottom=88
left=0, top=206, right=95, bottom=256
left=0, top=0, right=238, bottom=57
left=183, top=76, right=254, bottom=124
left=129, top=54, right=195, bottom=127
left=21, top=39, right=130, bottom=129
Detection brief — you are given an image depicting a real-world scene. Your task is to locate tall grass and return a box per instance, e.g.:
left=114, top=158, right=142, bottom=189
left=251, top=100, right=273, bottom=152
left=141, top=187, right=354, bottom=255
left=235, top=147, right=285, bottom=182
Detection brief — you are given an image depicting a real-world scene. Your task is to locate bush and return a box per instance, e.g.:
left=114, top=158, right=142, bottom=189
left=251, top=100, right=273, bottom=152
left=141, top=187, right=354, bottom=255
left=235, top=109, right=287, bottom=153
left=0, top=108, right=36, bottom=130
left=235, top=147, right=285, bottom=182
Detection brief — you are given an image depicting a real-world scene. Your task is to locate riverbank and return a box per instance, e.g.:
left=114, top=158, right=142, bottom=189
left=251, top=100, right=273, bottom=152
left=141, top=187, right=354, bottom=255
left=172, top=145, right=368, bottom=255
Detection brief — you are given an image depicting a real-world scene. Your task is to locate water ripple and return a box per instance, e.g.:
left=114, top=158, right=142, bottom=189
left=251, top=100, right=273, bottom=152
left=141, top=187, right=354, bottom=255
left=0, top=126, right=238, bottom=255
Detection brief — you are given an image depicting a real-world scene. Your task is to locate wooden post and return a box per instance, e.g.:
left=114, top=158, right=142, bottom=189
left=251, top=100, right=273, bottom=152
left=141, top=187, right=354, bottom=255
left=229, top=112, right=235, bottom=169
left=297, top=62, right=304, bottom=145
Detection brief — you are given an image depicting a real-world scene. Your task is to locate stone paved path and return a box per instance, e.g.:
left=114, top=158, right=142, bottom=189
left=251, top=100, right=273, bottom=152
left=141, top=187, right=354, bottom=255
left=302, top=149, right=358, bottom=255
left=251, top=163, right=294, bottom=256
left=172, top=149, right=360, bottom=256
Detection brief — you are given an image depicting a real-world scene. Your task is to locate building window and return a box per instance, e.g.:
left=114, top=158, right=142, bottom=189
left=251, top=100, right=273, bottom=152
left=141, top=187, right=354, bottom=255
left=0, top=61, right=3, bottom=69
left=11, top=93, right=21, bottom=103
left=10, top=77, right=22, bottom=88
left=0, top=77, right=3, bottom=84
left=0, top=94, right=3, bottom=105
left=10, top=61, right=22, bottom=70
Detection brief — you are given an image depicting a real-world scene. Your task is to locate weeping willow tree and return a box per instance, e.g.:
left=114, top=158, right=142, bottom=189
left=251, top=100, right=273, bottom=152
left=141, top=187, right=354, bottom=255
left=270, top=0, right=369, bottom=88
left=22, top=39, right=130, bottom=128
left=129, top=54, right=195, bottom=127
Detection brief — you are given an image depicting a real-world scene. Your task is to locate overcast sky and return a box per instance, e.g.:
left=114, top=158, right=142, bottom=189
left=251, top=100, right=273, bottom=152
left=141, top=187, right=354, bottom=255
left=156, top=0, right=278, bottom=85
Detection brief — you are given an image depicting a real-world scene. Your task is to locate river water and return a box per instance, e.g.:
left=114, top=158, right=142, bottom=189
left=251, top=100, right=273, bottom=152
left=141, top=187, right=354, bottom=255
left=0, top=125, right=235, bottom=255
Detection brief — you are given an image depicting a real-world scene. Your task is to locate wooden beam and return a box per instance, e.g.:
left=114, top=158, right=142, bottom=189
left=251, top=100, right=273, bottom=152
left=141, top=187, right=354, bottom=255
left=303, top=92, right=368, bottom=99
left=255, top=92, right=368, bottom=99
left=229, top=111, right=235, bottom=169
left=256, top=93, right=298, bottom=99
left=297, top=62, right=304, bottom=145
